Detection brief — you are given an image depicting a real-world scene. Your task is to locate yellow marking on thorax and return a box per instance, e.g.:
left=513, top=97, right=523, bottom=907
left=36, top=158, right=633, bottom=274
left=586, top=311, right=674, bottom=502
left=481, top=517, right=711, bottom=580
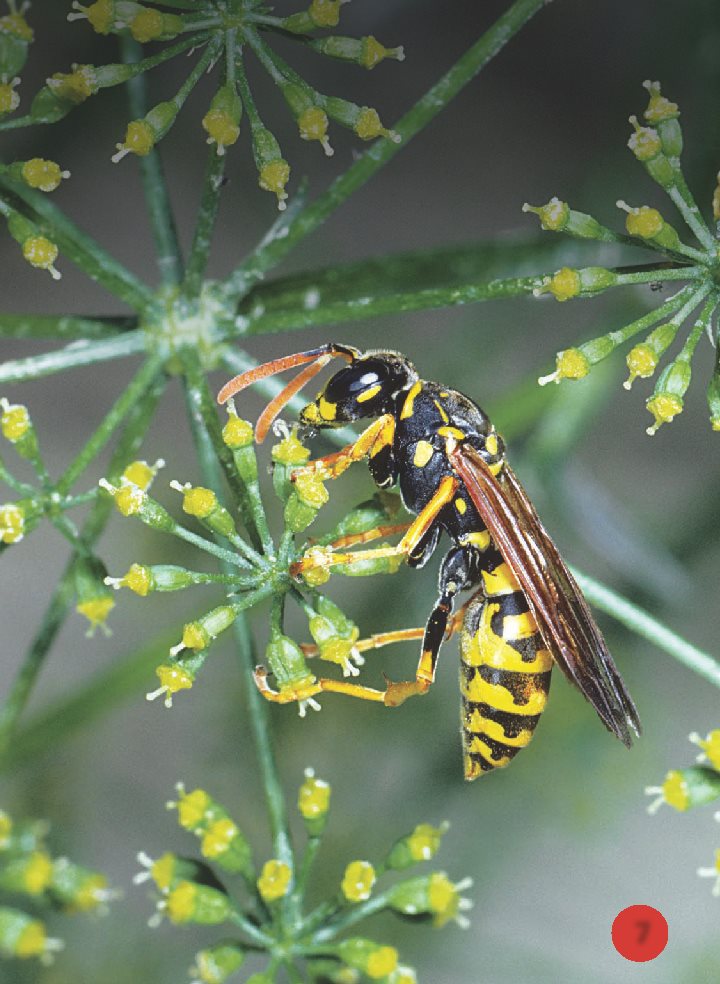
left=461, top=670, right=548, bottom=715
left=433, top=400, right=450, bottom=424
left=460, top=531, right=491, bottom=550
left=485, top=432, right=498, bottom=456
left=437, top=425, right=465, bottom=441
left=467, top=735, right=512, bottom=768
left=439, top=391, right=449, bottom=397
left=368, top=416, right=395, bottom=457
left=318, top=396, right=337, bottom=421
left=455, top=497, right=467, bottom=515
left=400, top=381, right=422, bottom=420
left=466, top=709, right=534, bottom=747
left=461, top=607, right=552, bottom=674
left=488, top=459, right=503, bottom=476
left=413, top=440, right=434, bottom=468
left=356, top=383, right=382, bottom=403
left=482, top=562, right=520, bottom=595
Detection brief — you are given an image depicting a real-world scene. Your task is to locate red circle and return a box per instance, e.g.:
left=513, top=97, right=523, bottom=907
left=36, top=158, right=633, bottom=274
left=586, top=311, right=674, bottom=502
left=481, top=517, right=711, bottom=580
left=612, top=905, right=668, bottom=962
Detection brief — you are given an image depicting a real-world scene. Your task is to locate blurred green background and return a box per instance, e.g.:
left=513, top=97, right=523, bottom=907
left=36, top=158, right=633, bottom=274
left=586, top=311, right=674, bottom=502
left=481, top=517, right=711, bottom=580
left=2, top=1, right=720, bottom=982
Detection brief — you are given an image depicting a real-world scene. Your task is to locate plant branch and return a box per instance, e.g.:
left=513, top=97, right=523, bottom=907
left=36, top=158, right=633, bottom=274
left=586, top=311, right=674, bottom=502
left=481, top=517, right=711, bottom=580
left=57, top=356, right=164, bottom=494
left=0, top=314, right=136, bottom=340
left=572, top=568, right=720, bottom=690
left=0, top=332, right=146, bottom=385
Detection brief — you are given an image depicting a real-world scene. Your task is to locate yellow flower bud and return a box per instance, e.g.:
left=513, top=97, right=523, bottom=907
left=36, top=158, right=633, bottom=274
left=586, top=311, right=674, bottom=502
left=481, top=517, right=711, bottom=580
left=22, top=236, right=61, bottom=279
left=342, top=860, right=376, bottom=902
left=257, top=859, right=292, bottom=902
left=21, top=158, right=69, bottom=192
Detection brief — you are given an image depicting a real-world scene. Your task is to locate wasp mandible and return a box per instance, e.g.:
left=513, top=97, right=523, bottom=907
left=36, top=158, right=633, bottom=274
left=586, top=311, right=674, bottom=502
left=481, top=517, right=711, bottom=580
left=218, top=344, right=641, bottom=779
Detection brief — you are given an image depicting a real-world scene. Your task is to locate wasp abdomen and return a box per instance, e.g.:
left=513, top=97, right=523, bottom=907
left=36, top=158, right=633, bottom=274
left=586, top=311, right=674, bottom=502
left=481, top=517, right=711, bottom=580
left=460, top=560, right=553, bottom=780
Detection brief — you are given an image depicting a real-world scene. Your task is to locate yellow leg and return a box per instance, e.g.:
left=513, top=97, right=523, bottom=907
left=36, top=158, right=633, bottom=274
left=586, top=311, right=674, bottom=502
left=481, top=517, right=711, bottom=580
left=291, top=475, right=458, bottom=577
left=253, top=665, right=386, bottom=705
left=323, top=523, right=411, bottom=551
left=292, top=414, right=395, bottom=481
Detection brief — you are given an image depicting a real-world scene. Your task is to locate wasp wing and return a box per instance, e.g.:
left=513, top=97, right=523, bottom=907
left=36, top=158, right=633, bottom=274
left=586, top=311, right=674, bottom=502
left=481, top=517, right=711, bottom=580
left=451, top=443, right=641, bottom=747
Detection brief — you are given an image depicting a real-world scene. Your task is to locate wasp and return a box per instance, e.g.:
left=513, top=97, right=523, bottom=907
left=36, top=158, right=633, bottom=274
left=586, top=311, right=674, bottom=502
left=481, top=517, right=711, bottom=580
left=218, top=343, right=641, bottom=779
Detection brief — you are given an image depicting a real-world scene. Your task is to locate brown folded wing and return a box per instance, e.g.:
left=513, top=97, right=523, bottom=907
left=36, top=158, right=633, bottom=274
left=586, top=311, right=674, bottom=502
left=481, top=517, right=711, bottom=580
left=451, top=444, right=641, bottom=747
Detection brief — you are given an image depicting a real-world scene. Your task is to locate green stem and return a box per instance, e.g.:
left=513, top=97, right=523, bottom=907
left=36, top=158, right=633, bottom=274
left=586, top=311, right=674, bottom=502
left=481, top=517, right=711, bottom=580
left=606, top=285, right=695, bottom=347
left=57, top=356, right=163, bottom=495
left=121, top=36, right=184, bottom=288
left=222, top=0, right=553, bottom=303
left=232, top=275, right=543, bottom=337
left=169, top=520, right=253, bottom=569
left=0, top=372, right=166, bottom=752
left=308, top=892, right=394, bottom=943
left=226, top=907, right=274, bottom=947
left=0, top=179, right=155, bottom=312
left=183, top=148, right=227, bottom=297
left=572, top=568, right=720, bottom=690
left=0, top=314, right=135, bottom=340
left=182, top=373, right=294, bottom=873
left=181, top=355, right=265, bottom=554
left=0, top=332, right=146, bottom=385
left=613, top=265, right=704, bottom=287
left=667, top=173, right=717, bottom=253
left=675, top=293, right=718, bottom=362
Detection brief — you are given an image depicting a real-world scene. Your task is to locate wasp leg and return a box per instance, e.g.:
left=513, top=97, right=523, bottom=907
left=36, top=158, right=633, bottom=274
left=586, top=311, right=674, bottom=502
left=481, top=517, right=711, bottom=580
left=292, top=414, right=396, bottom=483
left=291, top=475, right=458, bottom=577
left=384, top=547, right=481, bottom=707
left=300, top=611, right=466, bottom=660
left=254, top=665, right=386, bottom=705
left=323, top=523, right=411, bottom=551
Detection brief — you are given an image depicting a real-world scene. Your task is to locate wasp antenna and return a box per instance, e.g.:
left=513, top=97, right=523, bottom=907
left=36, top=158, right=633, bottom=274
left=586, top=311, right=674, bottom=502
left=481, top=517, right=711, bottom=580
left=217, top=344, right=359, bottom=406
left=255, top=355, right=332, bottom=443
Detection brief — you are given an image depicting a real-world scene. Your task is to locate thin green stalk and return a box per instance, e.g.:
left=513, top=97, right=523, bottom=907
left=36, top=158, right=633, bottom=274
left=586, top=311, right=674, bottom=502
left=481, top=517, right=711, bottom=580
left=237, top=236, right=581, bottom=314
left=222, top=0, right=554, bottom=304
left=613, top=265, right=704, bottom=287
left=308, top=892, right=394, bottom=943
left=0, top=332, right=147, bottom=385
left=182, top=373, right=294, bottom=872
left=571, top=568, right=720, bottom=689
left=121, top=36, right=184, bottom=288
left=0, top=630, right=177, bottom=771
left=0, top=577, right=74, bottom=756
left=0, top=314, right=135, bottom=340
left=668, top=173, right=717, bottom=253
left=605, top=285, right=694, bottom=347
left=226, top=907, right=274, bottom=947
left=181, top=355, right=266, bottom=554
left=57, top=356, right=163, bottom=494
left=232, top=275, right=544, bottom=337
left=183, top=147, right=226, bottom=296
left=0, top=179, right=155, bottom=312
left=169, top=521, right=253, bottom=569
left=0, top=373, right=167, bottom=752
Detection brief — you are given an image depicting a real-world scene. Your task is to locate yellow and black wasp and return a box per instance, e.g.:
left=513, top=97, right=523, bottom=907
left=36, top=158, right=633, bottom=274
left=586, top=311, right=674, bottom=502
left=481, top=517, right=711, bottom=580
left=218, top=343, right=641, bottom=780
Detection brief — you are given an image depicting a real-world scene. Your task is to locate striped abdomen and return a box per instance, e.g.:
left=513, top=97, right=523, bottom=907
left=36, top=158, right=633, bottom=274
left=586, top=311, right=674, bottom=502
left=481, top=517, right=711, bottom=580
left=460, top=556, right=553, bottom=780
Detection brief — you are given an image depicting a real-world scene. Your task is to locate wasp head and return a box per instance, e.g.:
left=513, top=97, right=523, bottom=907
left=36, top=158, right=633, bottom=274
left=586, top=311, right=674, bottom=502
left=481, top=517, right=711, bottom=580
left=300, top=351, right=417, bottom=427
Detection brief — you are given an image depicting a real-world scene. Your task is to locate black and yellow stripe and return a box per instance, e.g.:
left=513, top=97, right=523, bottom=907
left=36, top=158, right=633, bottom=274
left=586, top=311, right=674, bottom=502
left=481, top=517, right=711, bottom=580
left=460, top=557, right=552, bottom=780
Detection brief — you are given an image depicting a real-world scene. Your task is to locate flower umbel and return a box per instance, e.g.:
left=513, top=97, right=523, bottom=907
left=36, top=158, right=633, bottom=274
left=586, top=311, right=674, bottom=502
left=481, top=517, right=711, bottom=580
left=527, top=82, right=720, bottom=433
left=138, top=776, right=461, bottom=981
